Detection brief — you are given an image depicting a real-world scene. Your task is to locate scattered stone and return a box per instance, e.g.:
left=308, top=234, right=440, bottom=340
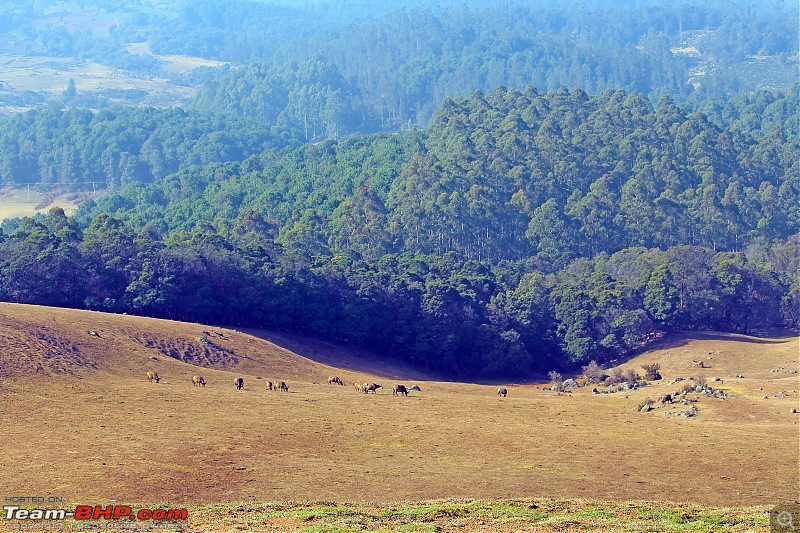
left=591, top=387, right=599, bottom=394
left=712, top=376, right=721, bottom=382
left=776, top=391, right=787, bottom=398
left=149, top=356, right=158, bottom=361
left=736, top=375, right=745, bottom=379
left=791, top=408, right=798, bottom=414
left=762, top=396, right=769, bottom=399
left=789, top=370, right=798, bottom=374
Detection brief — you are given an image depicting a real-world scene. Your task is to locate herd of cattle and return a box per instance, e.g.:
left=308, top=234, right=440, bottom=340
left=143, top=372, right=493, bottom=397
left=147, top=372, right=513, bottom=398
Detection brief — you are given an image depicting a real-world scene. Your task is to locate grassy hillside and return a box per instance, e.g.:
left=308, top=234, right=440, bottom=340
left=0, top=303, right=797, bottom=531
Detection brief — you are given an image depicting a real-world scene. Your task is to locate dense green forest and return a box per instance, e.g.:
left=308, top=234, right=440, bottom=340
left=2, top=1, right=797, bottom=136
left=1, top=207, right=796, bottom=376
left=73, top=86, right=799, bottom=265
left=0, top=1, right=797, bottom=377
left=0, top=106, right=297, bottom=187
left=1, top=86, right=797, bottom=377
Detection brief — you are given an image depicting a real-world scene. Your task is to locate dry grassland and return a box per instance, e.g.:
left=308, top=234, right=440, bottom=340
left=0, top=303, right=797, bottom=532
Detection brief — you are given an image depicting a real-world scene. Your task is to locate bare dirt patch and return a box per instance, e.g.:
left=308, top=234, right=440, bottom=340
left=0, top=187, right=87, bottom=220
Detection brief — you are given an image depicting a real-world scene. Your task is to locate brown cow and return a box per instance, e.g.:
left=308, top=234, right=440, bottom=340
left=274, top=380, right=288, bottom=392
left=192, top=375, right=206, bottom=387
left=146, top=371, right=160, bottom=383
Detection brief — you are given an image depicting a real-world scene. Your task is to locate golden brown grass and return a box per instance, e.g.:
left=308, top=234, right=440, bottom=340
left=0, top=303, right=797, bottom=532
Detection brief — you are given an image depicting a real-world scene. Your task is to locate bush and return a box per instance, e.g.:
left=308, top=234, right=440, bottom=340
left=624, top=368, right=640, bottom=384
left=642, top=362, right=662, bottom=381
left=582, top=360, right=604, bottom=383
left=636, top=398, right=656, bottom=412
left=548, top=370, right=563, bottom=392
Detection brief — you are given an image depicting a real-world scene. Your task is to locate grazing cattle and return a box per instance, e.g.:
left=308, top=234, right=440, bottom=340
left=661, top=393, right=673, bottom=405
left=192, top=375, right=206, bottom=387
left=392, top=385, right=408, bottom=396
left=691, top=360, right=706, bottom=368
left=328, top=376, right=344, bottom=386
left=364, top=383, right=382, bottom=394
left=274, top=380, right=288, bottom=392
left=498, top=387, right=508, bottom=397
left=146, top=371, right=160, bottom=383
left=267, top=381, right=273, bottom=391
left=235, top=377, right=244, bottom=390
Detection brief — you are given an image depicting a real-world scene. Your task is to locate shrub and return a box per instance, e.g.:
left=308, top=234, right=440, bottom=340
left=624, top=368, right=640, bottom=384
left=642, top=362, right=662, bottom=381
left=582, top=360, right=604, bottom=383
left=636, top=399, right=655, bottom=412
left=548, top=370, right=563, bottom=392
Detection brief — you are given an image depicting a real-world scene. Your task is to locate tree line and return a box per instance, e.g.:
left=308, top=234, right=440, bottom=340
left=73, top=85, right=798, bottom=269
left=3, top=1, right=797, bottom=135
left=1, top=208, right=795, bottom=377
left=0, top=85, right=795, bottom=378
left=0, top=106, right=297, bottom=188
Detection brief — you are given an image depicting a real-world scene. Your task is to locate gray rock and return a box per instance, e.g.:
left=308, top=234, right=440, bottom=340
left=563, top=379, right=579, bottom=389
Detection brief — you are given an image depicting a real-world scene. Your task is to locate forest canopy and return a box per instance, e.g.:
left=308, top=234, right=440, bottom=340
left=0, top=1, right=797, bottom=378
left=2, top=85, right=797, bottom=377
